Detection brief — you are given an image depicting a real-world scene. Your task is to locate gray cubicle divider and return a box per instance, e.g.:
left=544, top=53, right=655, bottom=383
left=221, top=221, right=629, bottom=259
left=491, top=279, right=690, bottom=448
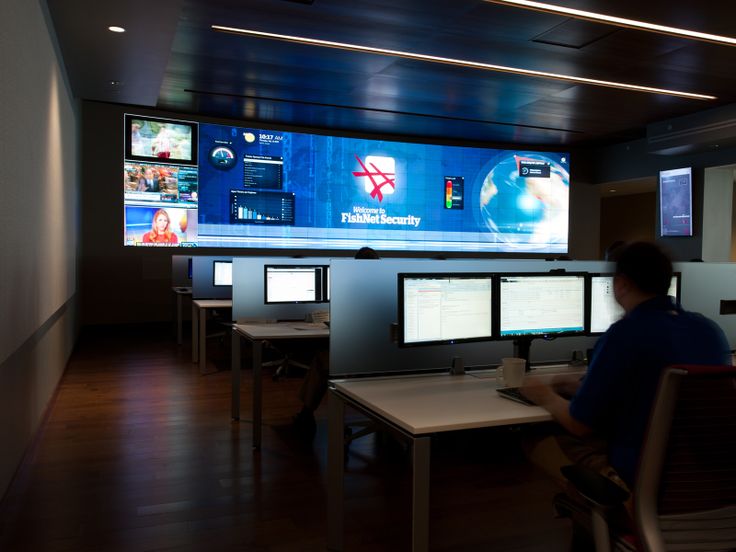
left=232, top=257, right=333, bottom=322
left=192, top=256, right=233, bottom=299
left=329, top=258, right=609, bottom=378
left=674, top=262, right=736, bottom=349
left=171, top=255, right=192, bottom=287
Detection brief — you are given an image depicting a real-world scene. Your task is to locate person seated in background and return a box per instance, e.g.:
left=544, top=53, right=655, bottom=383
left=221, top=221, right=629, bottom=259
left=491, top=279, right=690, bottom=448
left=603, top=240, right=625, bottom=262
left=292, top=246, right=380, bottom=439
left=520, top=241, right=730, bottom=498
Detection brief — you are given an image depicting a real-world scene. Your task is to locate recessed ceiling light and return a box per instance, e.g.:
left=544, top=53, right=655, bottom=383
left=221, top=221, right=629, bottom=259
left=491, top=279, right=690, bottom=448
left=609, top=189, right=617, bottom=193
left=108, top=26, right=126, bottom=33
left=211, top=25, right=716, bottom=100
left=484, top=0, right=736, bottom=47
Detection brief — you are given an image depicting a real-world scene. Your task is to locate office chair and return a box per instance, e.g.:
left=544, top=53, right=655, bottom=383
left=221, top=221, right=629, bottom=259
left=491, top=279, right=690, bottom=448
left=555, top=364, right=736, bottom=552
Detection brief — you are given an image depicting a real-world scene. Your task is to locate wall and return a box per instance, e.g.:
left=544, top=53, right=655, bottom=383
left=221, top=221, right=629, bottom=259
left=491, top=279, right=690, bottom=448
left=599, top=192, right=656, bottom=257
left=0, top=0, right=80, bottom=497
left=732, top=185, right=736, bottom=261
left=702, top=167, right=734, bottom=261
left=81, top=101, right=600, bottom=324
left=568, top=181, right=600, bottom=260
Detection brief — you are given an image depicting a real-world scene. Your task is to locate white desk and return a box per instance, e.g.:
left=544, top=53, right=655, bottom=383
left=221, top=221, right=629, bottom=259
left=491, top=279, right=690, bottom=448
left=231, top=322, right=329, bottom=449
left=327, top=372, right=564, bottom=552
left=172, top=286, right=192, bottom=345
left=191, top=299, right=233, bottom=374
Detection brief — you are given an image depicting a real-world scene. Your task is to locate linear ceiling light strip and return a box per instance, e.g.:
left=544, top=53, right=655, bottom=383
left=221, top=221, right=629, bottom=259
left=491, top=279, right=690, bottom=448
left=211, top=25, right=715, bottom=100
left=484, top=0, right=736, bottom=46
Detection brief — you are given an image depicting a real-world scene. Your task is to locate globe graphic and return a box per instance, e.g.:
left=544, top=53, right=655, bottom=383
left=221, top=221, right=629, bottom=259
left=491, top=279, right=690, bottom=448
left=478, top=153, right=569, bottom=244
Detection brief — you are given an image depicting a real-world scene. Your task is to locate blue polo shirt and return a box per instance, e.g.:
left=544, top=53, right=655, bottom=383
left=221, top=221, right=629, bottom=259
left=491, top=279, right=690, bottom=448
left=569, top=295, right=730, bottom=487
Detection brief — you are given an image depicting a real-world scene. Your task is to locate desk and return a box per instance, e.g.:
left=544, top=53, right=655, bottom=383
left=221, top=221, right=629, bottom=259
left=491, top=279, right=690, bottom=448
left=172, top=286, right=192, bottom=345
left=191, top=299, right=233, bottom=374
left=231, top=322, right=329, bottom=449
left=327, top=372, right=561, bottom=552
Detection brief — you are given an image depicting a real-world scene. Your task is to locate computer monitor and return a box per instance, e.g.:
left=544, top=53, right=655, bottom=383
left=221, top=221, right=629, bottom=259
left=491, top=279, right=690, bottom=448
left=497, top=273, right=586, bottom=339
left=264, top=265, right=329, bottom=304
left=213, top=260, right=232, bottom=287
left=588, top=273, right=681, bottom=335
left=398, top=273, right=494, bottom=347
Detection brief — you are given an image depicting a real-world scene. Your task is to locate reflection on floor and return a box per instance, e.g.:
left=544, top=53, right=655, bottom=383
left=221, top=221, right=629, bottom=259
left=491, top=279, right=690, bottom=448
left=0, top=325, right=571, bottom=551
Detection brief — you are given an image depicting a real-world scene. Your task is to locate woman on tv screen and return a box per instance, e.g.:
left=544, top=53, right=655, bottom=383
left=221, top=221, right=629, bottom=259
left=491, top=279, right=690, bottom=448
left=143, top=209, right=178, bottom=244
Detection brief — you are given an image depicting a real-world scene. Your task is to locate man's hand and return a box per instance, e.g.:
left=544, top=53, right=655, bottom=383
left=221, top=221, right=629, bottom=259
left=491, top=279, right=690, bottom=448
left=519, top=379, right=556, bottom=406
left=520, top=377, right=592, bottom=438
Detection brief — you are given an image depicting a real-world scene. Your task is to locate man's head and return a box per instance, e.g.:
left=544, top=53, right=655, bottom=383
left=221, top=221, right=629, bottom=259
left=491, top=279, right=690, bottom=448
left=613, top=241, right=673, bottom=312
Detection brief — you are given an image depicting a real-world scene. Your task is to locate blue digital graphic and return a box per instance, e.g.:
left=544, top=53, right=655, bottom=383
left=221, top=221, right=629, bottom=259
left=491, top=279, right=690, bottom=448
left=195, top=123, right=570, bottom=252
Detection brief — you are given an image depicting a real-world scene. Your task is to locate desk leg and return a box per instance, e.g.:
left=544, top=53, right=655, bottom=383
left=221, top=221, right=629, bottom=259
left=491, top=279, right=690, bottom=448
left=231, top=329, right=240, bottom=421
left=252, top=339, right=262, bottom=450
left=191, top=303, right=198, bottom=363
left=327, top=390, right=345, bottom=551
left=198, top=306, right=207, bottom=374
left=176, top=293, right=183, bottom=345
left=412, top=436, right=431, bottom=552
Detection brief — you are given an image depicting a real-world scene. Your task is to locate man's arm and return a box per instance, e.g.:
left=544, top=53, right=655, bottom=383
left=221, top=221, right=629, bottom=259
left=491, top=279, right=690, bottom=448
left=520, top=380, right=592, bottom=438
left=549, top=373, right=583, bottom=399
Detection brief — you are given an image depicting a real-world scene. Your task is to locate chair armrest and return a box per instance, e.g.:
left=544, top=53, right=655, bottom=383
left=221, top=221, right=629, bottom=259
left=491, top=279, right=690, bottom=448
left=561, top=465, right=630, bottom=509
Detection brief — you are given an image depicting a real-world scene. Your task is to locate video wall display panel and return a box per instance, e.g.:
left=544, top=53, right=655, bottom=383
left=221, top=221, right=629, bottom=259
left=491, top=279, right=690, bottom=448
left=123, top=114, right=571, bottom=252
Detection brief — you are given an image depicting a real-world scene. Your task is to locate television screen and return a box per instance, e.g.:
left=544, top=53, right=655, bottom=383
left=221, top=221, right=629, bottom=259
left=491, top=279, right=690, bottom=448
left=398, top=273, right=494, bottom=347
left=213, top=261, right=232, bottom=286
left=124, top=205, right=198, bottom=247
left=124, top=114, right=571, bottom=252
left=124, top=162, right=198, bottom=205
left=659, top=167, right=692, bottom=237
left=498, top=274, right=586, bottom=338
left=589, top=273, right=681, bottom=334
left=264, top=265, right=329, bottom=304
left=125, top=114, right=198, bottom=165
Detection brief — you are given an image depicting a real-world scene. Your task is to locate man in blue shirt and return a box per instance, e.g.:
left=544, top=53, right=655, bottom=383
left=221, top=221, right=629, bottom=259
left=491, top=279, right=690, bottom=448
left=521, top=242, right=730, bottom=490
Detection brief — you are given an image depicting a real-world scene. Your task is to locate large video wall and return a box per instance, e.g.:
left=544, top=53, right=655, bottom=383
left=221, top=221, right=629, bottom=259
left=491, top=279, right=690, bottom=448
left=123, top=114, right=571, bottom=253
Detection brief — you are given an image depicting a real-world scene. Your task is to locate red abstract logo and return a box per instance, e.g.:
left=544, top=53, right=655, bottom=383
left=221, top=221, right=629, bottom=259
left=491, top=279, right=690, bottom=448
left=353, top=155, right=396, bottom=202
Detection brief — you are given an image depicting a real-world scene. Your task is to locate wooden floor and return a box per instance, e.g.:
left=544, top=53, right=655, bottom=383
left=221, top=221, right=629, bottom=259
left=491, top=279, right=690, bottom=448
left=0, top=325, right=573, bottom=551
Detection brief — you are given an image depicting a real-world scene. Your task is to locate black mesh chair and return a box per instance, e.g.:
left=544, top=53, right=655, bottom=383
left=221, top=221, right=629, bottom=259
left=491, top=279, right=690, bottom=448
left=556, top=364, right=736, bottom=552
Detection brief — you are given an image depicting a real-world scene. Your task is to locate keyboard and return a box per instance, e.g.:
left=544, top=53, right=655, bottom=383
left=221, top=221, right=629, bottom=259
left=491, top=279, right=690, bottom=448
left=496, top=387, right=536, bottom=406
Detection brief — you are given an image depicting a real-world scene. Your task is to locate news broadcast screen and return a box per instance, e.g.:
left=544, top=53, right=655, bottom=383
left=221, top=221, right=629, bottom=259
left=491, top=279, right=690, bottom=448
left=125, top=115, right=198, bottom=166
left=659, top=167, right=693, bottom=237
left=124, top=115, right=571, bottom=252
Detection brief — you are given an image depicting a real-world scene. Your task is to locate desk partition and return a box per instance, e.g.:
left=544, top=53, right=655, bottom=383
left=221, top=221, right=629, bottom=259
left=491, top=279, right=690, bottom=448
left=329, top=259, right=608, bottom=378
left=674, top=262, right=736, bottom=349
left=192, top=256, right=233, bottom=299
left=171, top=255, right=192, bottom=287
left=232, top=257, right=334, bottom=322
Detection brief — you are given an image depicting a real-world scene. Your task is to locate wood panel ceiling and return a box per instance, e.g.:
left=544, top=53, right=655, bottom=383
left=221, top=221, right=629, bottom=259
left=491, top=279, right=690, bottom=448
left=47, top=0, right=736, bottom=147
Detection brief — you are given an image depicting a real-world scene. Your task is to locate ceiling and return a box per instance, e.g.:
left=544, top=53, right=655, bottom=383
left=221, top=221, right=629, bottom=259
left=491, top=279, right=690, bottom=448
left=47, top=0, right=736, bottom=148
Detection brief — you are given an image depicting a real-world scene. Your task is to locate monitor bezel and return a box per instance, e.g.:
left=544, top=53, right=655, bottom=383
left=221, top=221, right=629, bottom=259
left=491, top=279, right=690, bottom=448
left=494, top=271, right=588, bottom=340
left=397, top=272, right=496, bottom=348
left=263, top=264, right=330, bottom=304
left=212, top=260, right=233, bottom=287
left=124, top=113, right=199, bottom=166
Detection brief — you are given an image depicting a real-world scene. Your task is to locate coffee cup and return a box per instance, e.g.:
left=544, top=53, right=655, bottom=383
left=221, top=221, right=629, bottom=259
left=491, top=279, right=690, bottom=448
left=497, top=357, right=526, bottom=387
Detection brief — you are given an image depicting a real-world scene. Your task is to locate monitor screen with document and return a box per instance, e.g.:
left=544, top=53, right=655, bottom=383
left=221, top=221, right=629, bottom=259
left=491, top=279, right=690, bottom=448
left=588, top=273, right=680, bottom=334
left=398, top=273, right=494, bottom=347
left=264, top=265, right=329, bottom=304
left=497, top=273, right=586, bottom=338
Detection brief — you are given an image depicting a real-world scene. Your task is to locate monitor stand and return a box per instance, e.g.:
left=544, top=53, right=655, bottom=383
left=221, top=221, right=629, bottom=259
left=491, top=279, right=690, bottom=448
left=513, top=338, right=533, bottom=372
